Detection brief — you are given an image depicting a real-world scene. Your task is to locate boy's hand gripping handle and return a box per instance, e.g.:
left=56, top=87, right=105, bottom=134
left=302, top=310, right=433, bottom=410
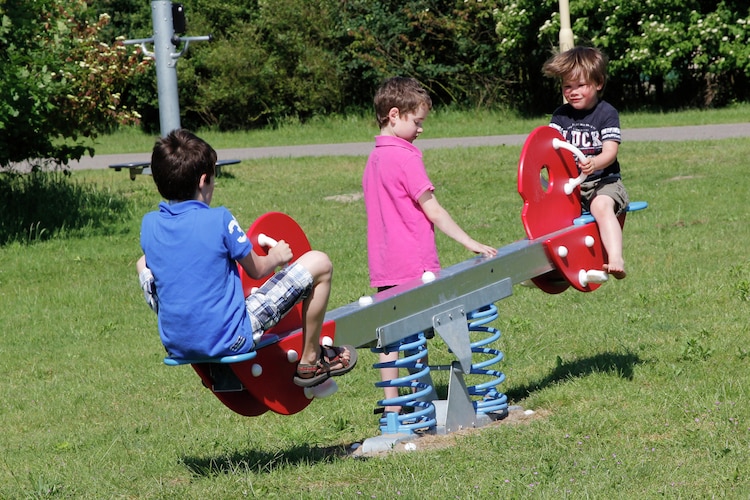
left=552, top=138, right=588, bottom=195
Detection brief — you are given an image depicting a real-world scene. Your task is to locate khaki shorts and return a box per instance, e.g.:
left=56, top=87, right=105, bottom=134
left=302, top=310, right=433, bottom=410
left=580, top=177, right=630, bottom=216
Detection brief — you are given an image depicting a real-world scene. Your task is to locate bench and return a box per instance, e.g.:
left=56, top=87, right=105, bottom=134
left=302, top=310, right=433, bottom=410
left=110, top=158, right=241, bottom=180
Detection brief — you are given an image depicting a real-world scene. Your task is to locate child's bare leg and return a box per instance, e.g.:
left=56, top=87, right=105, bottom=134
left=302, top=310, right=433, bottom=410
left=291, top=251, right=357, bottom=387
left=379, top=352, right=401, bottom=413
left=590, top=195, right=626, bottom=279
left=295, top=250, right=339, bottom=365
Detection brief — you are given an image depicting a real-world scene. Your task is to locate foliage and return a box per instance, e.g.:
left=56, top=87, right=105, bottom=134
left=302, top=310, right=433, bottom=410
left=492, top=0, right=561, bottom=113
left=179, top=0, right=345, bottom=130
left=92, top=0, right=161, bottom=132
left=3, top=0, right=750, bottom=150
left=57, top=0, right=750, bottom=133
left=338, top=0, right=506, bottom=109
left=495, top=0, right=750, bottom=113
left=0, top=0, right=149, bottom=168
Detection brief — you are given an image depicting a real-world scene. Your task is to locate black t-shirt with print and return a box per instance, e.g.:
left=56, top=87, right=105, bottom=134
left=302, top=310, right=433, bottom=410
left=549, top=99, right=621, bottom=182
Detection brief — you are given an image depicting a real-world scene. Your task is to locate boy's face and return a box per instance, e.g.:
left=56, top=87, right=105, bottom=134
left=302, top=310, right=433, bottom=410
left=390, top=104, right=429, bottom=143
left=561, top=76, right=602, bottom=111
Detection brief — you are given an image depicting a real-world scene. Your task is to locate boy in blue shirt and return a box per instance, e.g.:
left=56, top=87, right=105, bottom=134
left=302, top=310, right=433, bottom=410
left=137, top=129, right=356, bottom=387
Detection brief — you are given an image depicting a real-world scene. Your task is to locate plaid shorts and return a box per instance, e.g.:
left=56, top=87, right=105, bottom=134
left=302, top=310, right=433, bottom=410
left=244, top=262, right=313, bottom=343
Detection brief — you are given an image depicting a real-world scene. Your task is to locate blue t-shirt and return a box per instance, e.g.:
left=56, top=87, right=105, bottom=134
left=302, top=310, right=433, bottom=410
left=549, top=99, right=621, bottom=182
left=140, top=200, right=253, bottom=359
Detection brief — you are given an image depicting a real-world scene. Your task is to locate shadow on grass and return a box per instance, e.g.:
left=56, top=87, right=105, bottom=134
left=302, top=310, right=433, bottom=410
left=504, top=350, right=643, bottom=401
left=182, top=443, right=350, bottom=476
left=0, top=171, right=130, bottom=245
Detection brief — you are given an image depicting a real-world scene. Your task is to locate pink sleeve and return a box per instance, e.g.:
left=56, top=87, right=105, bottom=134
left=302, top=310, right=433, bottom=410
left=402, top=155, right=434, bottom=201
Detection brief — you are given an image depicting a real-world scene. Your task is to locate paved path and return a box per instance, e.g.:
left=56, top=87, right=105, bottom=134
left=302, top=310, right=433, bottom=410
left=68, top=122, right=750, bottom=171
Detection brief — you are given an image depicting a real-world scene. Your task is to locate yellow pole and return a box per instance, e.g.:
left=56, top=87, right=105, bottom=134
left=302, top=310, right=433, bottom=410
left=558, top=0, right=574, bottom=52
left=558, top=0, right=574, bottom=103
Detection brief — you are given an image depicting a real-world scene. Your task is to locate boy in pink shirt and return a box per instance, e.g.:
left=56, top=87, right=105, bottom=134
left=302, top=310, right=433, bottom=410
left=363, top=77, right=497, bottom=416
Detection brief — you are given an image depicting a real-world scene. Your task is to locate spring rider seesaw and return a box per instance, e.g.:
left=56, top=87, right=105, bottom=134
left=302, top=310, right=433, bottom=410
left=158, top=126, right=646, bottom=452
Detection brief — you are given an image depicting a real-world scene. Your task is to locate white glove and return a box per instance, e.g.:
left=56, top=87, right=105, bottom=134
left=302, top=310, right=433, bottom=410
left=138, top=267, right=159, bottom=314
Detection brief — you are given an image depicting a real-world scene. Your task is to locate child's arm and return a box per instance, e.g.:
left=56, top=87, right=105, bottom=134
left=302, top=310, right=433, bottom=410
left=418, top=191, right=497, bottom=257
left=236, top=240, right=293, bottom=279
left=136, top=255, right=159, bottom=313
left=136, top=255, right=148, bottom=275
left=579, top=140, right=619, bottom=176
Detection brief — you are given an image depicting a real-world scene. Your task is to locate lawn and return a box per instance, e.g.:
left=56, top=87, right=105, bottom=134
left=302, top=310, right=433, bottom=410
left=1, top=111, right=749, bottom=498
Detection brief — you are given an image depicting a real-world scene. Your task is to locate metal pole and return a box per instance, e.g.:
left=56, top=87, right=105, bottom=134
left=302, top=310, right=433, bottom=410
left=151, top=1, right=181, bottom=136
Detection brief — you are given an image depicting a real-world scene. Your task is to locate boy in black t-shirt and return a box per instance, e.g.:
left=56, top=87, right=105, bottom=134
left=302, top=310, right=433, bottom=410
left=543, top=46, right=630, bottom=279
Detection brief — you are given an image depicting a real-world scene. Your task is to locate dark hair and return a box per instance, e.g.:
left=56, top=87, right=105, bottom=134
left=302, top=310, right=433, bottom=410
left=542, top=46, right=609, bottom=93
left=150, top=129, right=217, bottom=201
left=373, top=76, right=433, bottom=128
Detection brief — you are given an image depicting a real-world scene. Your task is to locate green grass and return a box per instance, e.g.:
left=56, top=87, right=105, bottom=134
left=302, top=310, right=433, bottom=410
left=2, top=112, right=750, bottom=497
left=89, top=102, right=750, bottom=154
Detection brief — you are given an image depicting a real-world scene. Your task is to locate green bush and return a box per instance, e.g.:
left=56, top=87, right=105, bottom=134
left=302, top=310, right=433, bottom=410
left=0, top=0, right=146, bottom=167
left=47, top=0, right=750, bottom=134
left=177, top=0, right=345, bottom=130
left=339, top=0, right=507, bottom=109
left=495, top=0, right=750, bottom=113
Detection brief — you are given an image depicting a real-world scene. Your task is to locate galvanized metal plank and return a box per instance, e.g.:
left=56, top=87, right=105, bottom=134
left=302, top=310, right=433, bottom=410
left=326, top=236, right=554, bottom=348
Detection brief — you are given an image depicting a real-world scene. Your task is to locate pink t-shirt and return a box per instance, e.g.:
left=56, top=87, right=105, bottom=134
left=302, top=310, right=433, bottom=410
left=363, top=135, right=440, bottom=287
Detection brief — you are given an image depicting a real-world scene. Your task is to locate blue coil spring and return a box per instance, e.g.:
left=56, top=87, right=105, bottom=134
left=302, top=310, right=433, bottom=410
left=371, top=332, right=437, bottom=434
left=466, top=304, right=508, bottom=415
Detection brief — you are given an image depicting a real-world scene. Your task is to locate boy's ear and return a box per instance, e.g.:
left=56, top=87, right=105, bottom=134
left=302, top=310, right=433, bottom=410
left=387, top=106, right=400, bottom=123
left=198, top=173, right=211, bottom=193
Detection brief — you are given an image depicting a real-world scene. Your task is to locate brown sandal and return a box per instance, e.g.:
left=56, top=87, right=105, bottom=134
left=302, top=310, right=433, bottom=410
left=293, top=345, right=358, bottom=388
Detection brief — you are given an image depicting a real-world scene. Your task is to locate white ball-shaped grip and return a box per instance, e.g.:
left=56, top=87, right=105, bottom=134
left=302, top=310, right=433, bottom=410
left=421, top=271, right=436, bottom=283
left=257, top=233, right=278, bottom=248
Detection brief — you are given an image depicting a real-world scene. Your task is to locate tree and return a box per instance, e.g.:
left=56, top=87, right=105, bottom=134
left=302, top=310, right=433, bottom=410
left=0, top=0, right=148, bottom=168
left=75, top=0, right=750, bottom=132
left=339, top=0, right=507, bottom=109
left=178, top=0, right=345, bottom=130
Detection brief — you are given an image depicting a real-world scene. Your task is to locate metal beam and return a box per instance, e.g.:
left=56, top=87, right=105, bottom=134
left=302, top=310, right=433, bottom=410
left=327, top=235, right=554, bottom=349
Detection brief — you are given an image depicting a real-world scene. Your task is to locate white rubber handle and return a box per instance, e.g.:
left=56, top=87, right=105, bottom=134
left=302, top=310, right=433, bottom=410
left=303, top=378, right=339, bottom=399
left=257, top=233, right=278, bottom=248
left=552, top=138, right=588, bottom=195
left=579, top=269, right=608, bottom=287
